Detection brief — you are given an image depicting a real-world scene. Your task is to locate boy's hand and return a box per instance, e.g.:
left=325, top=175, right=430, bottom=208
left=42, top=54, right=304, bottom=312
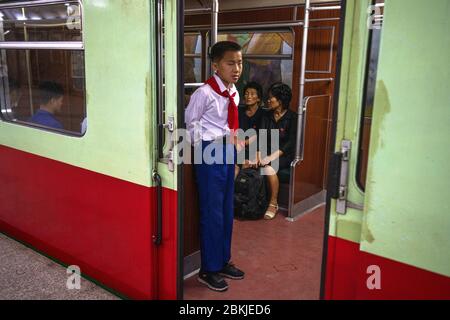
left=236, top=139, right=245, bottom=153
left=259, top=156, right=272, bottom=167
left=247, top=159, right=259, bottom=169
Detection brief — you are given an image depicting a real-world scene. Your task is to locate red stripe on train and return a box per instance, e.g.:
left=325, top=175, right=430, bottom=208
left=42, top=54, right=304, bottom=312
left=0, top=145, right=177, bottom=300
left=325, top=236, right=450, bottom=299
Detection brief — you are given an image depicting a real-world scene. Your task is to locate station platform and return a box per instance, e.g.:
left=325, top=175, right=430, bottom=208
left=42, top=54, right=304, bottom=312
left=0, top=233, right=118, bottom=300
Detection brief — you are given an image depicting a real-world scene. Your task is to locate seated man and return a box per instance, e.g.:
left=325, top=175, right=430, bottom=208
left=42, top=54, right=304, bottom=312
left=30, top=81, right=64, bottom=130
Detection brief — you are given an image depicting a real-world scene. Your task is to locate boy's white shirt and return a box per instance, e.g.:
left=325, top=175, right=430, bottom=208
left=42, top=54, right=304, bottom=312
left=185, top=74, right=240, bottom=144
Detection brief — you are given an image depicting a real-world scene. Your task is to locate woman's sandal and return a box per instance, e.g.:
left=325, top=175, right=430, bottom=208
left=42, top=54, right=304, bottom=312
left=264, top=203, right=279, bottom=220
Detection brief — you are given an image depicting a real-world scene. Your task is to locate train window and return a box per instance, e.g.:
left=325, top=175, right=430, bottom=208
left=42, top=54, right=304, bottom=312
left=0, top=1, right=86, bottom=136
left=184, top=33, right=202, bottom=84
left=356, top=0, right=384, bottom=190
left=218, top=31, right=294, bottom=101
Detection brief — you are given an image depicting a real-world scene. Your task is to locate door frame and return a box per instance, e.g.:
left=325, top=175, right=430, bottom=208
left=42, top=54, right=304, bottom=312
left=176, top=0, right=185, bottom=300
left=175, top=0, right=349, bottom=301
left=320, top=0, right=347, bottom=300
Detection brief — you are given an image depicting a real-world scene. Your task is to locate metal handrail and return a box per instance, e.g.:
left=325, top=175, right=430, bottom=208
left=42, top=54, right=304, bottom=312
left=0, top=0, right=73, bottom=9
left=0, top=41, right=83, bottom=50
left=309, top=5, right=341, bottom=11
left=295, top=0, right=311, bottom=161
left=152, top=171, right=163, bottom=246
left=305, top=78, right=334, bottom=83
left=184, top=83, right=204, bottom=88
left=184, top=8, right=211, bottom=14
left=185, top=21, right=305, bottom=32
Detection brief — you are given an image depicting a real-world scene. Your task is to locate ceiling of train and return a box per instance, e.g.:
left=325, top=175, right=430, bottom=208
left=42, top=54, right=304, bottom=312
left=186, top=0, right=341, bottom=11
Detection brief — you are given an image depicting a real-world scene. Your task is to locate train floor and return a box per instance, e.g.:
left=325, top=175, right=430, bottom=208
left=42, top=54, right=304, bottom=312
left=0, top=233, right=118, bottom=300
left=183, top=205, right=326, bottom=300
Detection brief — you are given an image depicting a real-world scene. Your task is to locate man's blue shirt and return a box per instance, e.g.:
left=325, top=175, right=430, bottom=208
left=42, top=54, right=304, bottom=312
left=30, top=110, right=63, bottom=130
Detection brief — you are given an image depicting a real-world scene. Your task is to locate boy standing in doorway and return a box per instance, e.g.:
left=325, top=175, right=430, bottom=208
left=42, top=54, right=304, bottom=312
left=185, top=41, right=245, bottom=292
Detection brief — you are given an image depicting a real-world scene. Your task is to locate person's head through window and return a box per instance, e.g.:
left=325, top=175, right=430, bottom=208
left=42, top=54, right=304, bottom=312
left=30, top=81, right=64, bottom=130
left=267, top=82, right=292, bottom=112
left=210, top=41, right=243, bottom=88
left=243, top=82, right=263, bottom=110
left=39, top=81, right=64, bottom=115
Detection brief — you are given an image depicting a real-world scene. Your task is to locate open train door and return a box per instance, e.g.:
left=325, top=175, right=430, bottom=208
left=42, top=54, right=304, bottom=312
left=151, top=0, right=184, bottom=299
left=323, top=0, right=450, bottom=299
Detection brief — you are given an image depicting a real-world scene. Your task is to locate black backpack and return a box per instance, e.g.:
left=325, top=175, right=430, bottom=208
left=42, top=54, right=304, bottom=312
left=234, top=168, right=268, bottom=220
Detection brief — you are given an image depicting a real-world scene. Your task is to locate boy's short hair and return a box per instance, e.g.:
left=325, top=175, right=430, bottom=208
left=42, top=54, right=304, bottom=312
left=39, top=81, right=64, bottom=105
left=244, top=82, right=263, bottom=104
left=269, top=83, right=292, bottom=110
left=209, top=41, right=242, bottom=62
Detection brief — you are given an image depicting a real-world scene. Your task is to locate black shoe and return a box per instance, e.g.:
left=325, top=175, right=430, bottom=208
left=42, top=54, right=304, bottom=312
left=219, top=263, right=245, bottom=280
left=198, top=272, right=229, bottom=292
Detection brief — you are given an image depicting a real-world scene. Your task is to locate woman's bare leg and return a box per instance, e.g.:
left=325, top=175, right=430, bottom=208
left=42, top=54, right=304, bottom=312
left=261, top=166, right=279, bottom=218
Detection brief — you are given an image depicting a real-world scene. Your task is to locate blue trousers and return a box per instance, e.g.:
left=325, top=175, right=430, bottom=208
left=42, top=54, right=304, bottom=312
left=194, top=140, right=236, bottom=272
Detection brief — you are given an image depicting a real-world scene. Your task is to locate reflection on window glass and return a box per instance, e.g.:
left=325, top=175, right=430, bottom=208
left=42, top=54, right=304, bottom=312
left=184, top=33, right=202, bottom=84
left=0, top=2, right=82, bottom=42
left=218, top=31, right=294, bottom=103
left=0, top=49, right=86, bottom=133
left=0, top=2, right=86, bottom=135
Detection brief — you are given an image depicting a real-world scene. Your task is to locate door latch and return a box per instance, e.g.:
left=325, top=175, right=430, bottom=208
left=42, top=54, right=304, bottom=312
left=162, top=115, right=175, bottom=172
left=329, top=140, right=365, bottom=213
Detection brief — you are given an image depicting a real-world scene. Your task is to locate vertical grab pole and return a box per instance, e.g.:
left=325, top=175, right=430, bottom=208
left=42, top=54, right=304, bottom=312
left=22, top=8, right=34, bottom=117
left=0, top=18, right=12, bottom=120
left=288, top=0, right=312, bottom=218
left=295, top=0, right=311, bottom=161
left=206, top=0, right=219, bottom=78
left=211, top=0, right=219, bottom=47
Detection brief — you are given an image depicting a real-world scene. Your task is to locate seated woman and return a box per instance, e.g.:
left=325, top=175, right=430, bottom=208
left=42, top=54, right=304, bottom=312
left=235, top=81, right=265, bottom=177
left=257, top=83, right=297, bottom=220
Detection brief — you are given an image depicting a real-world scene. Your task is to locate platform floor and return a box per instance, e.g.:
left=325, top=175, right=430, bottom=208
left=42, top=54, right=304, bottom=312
left=183, top=206, right=326, bottom=300
left=0, top=233, right=118, bottom=300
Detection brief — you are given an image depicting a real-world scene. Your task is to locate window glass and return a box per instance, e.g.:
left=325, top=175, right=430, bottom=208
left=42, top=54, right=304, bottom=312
left=0, top=2, right=82, bottom=42
left=0, top=1, right=86, bottom=135
left=218, top=31, right=294, bottom=103
left=1, top=49, right=86, bottom=132
left=184, top=33, right=202, bottom=84
left=357, top=0, right=384, bottom=190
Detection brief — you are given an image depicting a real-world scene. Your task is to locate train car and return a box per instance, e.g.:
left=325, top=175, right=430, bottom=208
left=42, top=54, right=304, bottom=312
left=0, top=0, right=449, bottom=300
left=324, top=0, right=450, bottom=299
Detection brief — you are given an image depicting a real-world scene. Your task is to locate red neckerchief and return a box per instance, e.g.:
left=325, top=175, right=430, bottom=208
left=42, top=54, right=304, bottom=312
left=205, top=76, right=239, bottom=135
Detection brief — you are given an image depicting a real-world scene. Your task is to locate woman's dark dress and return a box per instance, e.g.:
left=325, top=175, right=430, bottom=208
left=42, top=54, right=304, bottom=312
left=237, top=106, right=264, bottom=162
left=258, top=109, right=298, bottom=170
